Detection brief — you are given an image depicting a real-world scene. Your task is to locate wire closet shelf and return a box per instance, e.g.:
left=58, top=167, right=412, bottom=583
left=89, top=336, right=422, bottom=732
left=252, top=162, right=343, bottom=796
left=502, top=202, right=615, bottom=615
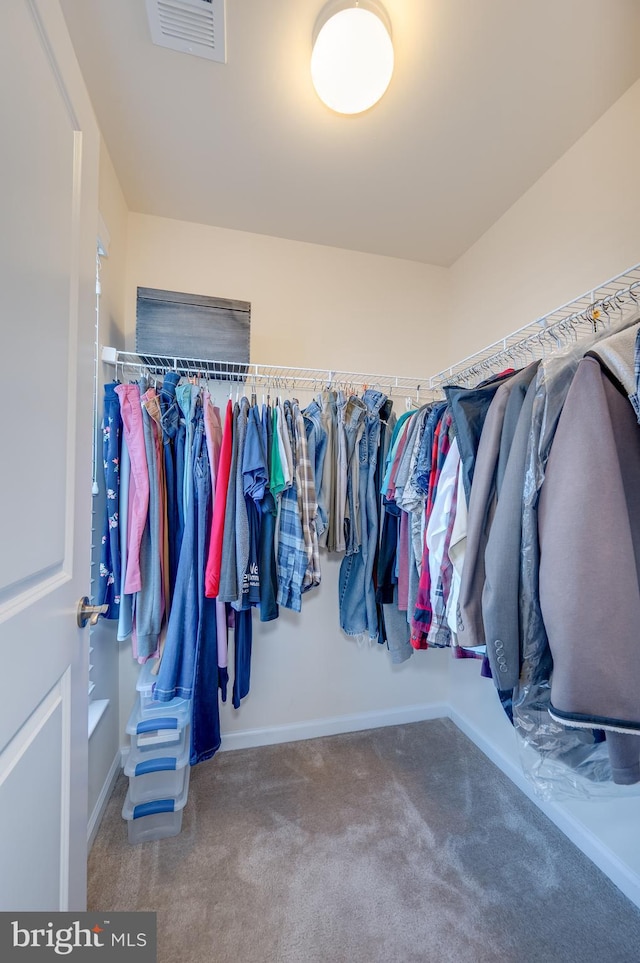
left=102, top=263, right=640, bottom=397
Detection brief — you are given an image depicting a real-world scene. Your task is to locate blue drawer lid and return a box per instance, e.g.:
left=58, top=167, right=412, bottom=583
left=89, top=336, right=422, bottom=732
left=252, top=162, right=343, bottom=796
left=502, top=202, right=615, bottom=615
left=126, top=696, right=191, bottom=736
left=134, top=756, right=178, bottom=776
left=132, top=798, right=176, bottom=819
left=122, top=776, right=190, bottom=822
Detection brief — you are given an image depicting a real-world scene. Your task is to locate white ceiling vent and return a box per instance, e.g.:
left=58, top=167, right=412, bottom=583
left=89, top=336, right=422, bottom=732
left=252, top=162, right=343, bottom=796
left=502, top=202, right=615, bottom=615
left=145, top=0, right=226, bottom=63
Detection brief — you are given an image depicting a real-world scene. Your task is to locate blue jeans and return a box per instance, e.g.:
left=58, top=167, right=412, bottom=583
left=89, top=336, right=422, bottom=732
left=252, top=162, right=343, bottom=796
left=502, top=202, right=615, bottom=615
left=190, top=421, right=221, bottom=765
left=155, top=407, right=207, bottom=702
left=339, top=390, right=387, bottom=639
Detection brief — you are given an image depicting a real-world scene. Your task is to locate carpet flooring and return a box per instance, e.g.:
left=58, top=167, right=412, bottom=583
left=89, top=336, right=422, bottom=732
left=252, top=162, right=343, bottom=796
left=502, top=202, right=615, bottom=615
left=89, top=719, right=640, bottom=962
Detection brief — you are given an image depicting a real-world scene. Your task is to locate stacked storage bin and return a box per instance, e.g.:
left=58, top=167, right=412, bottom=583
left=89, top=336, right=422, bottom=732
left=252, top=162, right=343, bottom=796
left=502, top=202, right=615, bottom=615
left=122, top=662, right=192, bottom=844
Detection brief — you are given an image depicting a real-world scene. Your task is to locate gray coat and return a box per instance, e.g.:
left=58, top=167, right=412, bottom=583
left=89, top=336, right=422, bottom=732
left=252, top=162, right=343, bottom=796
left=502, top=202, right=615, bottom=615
left=539, top=356, right=640, bottom=784
left=482, top=376, right=538, bottom=688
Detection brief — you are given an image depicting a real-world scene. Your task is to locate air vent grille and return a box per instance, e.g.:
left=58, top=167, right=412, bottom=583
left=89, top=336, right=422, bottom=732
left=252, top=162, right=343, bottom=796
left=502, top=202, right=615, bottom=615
left=146, top=0, right=226, bottom=63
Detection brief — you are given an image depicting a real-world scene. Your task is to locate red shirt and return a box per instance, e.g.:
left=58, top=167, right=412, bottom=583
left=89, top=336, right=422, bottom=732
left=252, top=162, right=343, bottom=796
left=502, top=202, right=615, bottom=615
left=205, top=399, right=233, bottom=597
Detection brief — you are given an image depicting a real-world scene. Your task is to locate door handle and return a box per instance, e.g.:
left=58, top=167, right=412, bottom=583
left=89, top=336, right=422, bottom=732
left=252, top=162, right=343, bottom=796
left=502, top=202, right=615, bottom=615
left=76, top=597, right=109, bottom=628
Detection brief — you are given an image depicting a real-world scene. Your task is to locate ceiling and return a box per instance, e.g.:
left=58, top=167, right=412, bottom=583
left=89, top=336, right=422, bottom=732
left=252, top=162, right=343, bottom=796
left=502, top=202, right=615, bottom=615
left=60, top=0, right=640, bottom=267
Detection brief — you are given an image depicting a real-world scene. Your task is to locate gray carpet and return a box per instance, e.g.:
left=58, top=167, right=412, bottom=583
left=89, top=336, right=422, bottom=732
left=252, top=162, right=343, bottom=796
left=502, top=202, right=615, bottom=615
left=89, top=719, right=640, bottom=962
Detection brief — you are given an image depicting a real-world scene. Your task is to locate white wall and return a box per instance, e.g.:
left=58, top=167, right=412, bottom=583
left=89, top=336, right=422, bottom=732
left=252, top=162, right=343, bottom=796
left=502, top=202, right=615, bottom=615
left=114, top=78, right=640, bottom=750
left=117, top=216, right=452, bottom=742
left=442, top=77, right=640, bottom=909
left=101, top=78, right=640, bottom=908
left=124, top=213, right=451, bottom=375
left=448, top=77, right=640, bottom=362
left=88, top=139, right=129, bottom=832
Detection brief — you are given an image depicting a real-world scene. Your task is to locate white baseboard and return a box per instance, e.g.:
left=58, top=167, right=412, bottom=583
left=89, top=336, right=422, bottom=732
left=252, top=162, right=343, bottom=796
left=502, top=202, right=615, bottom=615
left=449, top=705, right=640, bottom=910
left=117, top=703, right=448, bottom=769
left=111, top=698, right=640, bottom=909
left=219, top=703, right=449, bottom=752
left=88, top=750, right=121, bottom=851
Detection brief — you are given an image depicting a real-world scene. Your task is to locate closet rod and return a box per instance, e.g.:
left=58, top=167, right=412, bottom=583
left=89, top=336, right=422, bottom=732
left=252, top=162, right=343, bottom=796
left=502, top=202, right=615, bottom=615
left=102, top=262, right=640, bottom=396
left=427, top=262, right=640, bottom=389
left=101, top=347, right=435, bottom=399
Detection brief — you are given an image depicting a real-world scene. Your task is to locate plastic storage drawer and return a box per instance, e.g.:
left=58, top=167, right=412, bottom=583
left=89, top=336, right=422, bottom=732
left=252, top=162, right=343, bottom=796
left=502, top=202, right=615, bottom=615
left=126, top=699, right=191, bottom=754
left=125, top=741, right=190, bottom=805
left=122, top=776, right=190, bottom=844
left=136, top=660, right=189, bottom=718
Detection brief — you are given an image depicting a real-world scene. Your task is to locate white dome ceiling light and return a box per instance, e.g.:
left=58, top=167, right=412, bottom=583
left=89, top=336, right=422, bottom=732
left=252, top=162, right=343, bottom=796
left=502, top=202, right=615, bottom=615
left=311, top=1, right=394, bottom=115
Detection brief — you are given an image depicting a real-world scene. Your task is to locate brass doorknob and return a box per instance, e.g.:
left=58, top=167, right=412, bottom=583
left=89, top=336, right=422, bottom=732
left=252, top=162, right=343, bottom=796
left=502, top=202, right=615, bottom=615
left=76, top=597, right=109, bottom=628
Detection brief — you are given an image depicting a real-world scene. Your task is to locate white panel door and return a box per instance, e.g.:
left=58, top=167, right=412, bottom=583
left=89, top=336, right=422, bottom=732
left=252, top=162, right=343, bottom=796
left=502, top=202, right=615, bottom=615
left=0, top=0, right=99, bottom=910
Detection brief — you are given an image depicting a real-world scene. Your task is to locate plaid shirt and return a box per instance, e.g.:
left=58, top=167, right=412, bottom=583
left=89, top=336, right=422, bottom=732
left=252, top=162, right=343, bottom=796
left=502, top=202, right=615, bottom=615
left=276, top=402, right=321, bottom=611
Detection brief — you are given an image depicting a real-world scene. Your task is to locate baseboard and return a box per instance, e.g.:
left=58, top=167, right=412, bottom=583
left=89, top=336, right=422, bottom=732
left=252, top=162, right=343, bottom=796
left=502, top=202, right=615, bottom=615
left=219, top=703, right=449, bottom=752
left=111, top=697, right=640, bottom=908
left=448, top=706, right=640, bottom=910
left=88, top=750, right=121, bottom=851
left=117, top=703, right=447, bottom=766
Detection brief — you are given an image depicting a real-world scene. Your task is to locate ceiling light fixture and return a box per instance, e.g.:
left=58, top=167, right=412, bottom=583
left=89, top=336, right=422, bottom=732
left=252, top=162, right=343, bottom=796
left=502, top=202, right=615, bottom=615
left=311, top=1, right=394, bottom=115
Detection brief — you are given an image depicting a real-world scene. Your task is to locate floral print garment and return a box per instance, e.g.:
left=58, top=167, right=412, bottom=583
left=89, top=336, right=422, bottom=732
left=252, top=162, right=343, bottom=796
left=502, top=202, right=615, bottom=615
left=98, top=382, right=122, bottom=618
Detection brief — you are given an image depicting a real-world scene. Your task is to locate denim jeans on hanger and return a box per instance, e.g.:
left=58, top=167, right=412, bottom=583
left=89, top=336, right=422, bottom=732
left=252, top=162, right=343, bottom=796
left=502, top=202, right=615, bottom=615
left=339, top=389, right=387, bottom=640
left=98, top=381, right=122, bottom=619
left=190, top=423, right=221, bottom=765
left=155, top=406, right=207, bottom=701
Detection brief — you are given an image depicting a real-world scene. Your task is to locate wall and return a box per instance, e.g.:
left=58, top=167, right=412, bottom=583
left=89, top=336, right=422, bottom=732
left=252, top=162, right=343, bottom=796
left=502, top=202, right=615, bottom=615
left=117, top=215, right=452, bottom=744
left=88, top=138, right=129, bottom=839
left=443, top=77, right=640, bottom=909
left=102, top=81, right=640, bottom=906
left=124, top=213, right=450, bottom=375
left=117, top=68, right=640, bottom=746
left=448, top=77, right=640, bottom=362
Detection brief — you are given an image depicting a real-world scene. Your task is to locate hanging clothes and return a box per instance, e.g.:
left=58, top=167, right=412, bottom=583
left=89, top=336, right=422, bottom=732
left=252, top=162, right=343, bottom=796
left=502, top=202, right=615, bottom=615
left=115, top=382, right=149, bottom=598
left=538, top=327, right=640, bottom=785
left=98, top=382, right=122, bottom=619
left=339, top=389, right=387, bottom=640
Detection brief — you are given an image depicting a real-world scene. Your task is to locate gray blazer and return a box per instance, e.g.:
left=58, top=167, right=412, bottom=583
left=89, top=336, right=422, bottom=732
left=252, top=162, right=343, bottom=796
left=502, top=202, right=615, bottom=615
left=482, top=377, right=538, bottom=688
left=457, top=363, right=538, bottom=652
